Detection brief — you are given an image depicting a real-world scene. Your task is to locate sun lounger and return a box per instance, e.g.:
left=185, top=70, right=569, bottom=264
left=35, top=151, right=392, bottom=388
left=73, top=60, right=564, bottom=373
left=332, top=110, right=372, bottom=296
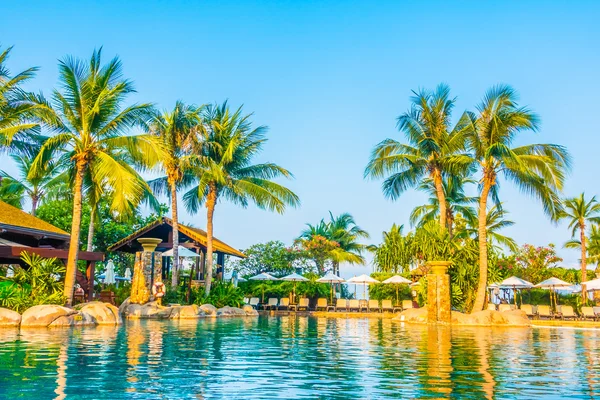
left=498, top=304, right=512, bottom=312
left=402, top=300, right=414, bottom=310
left=243, top=297, right=249, bottom=304
left=382, top=299, right=401, bottom=313
left=556, top=305, right=577, bottom=320
left=262, top=298, right=278, bottom=310
left=249, top=297, right=260, bottom=309
left=537, top=305, right=553, bottom=319
left=316, top=298, right=328, bottom=311
left=348, top=299, right=360, bottom=312
left=359, top=299, right=369, bottom=312
left=368, top=299, right=380, bottom=313
left=335, top=298, right=348, bottom=312
left=520, top=304, right=536, bottom=319
left=290, top=297, right=309, bottom=311
left=581, top=306, right=598, bottom=321
left=278, top=298, right=290, bottom=310
left=487, top=303, right=497, bottom=311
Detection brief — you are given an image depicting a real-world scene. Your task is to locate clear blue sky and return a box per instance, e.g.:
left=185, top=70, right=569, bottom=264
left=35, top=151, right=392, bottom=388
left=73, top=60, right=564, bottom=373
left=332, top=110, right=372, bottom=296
left=2, top=1, right=599, bottom=274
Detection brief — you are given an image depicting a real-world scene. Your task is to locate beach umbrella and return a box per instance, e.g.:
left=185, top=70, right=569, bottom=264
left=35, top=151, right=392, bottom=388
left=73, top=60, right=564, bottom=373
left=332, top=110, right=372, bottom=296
left=382, top=275, right=411, bottom=304
left=499, top=276, right=533, bottom=306
left=347, top=274, right=380, bottom=300
left=582, top=278, right=600, bottom=291
left=104, top=260, right=116, bottom=285
left=249, top=272, right=279, bottom=302
left=317, top=272, right=346, bottom=302
left=535, top=277, right=572, bottom=309
left=124, top=267, right=132, bottom=280
left=281, top=273, right=309, bottom=303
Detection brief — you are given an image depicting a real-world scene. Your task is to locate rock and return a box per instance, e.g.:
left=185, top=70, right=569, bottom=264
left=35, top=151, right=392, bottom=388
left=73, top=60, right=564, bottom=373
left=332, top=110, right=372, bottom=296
left=242, top=304, right=259, bottom=316
left=21, top=305, right=78, bottom=327
left=0, top=307, right=21, bottom=327
left=48, top=311, right=96, bottom=327
left=200, top=304, right=217, bottom=316
left=216, top=306, right=247, bottom=317
left=394, top=307, right=428, bottom=324
left=118, top=297, right=131, bottom=315
left=79, top=302, right=122, bottom=325
left=122, top=301, right=173, bottom=319
left=169, top=304, right=205, bottom=319
left=500, top=310, right=532, bottom=327
left=451, top=309, right=530, bottom=327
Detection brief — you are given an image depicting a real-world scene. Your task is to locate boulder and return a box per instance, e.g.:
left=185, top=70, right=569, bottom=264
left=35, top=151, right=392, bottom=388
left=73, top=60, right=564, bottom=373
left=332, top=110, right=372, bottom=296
left=48, top=311, right=96, bottom=327
left=0, top=307, right=21, bottom=327
left=451, top=309, right=531, bottom=327
left=216, top=306, right=247, bottom=317
left=118, top=297, right=131, bottom=316
left=394, top=307, right=428, bottom=324
left=79, top=302, right=122, bottom=325
left=122, top=301, right=173, bottom=319
left=169, top=304, right=205, bottom=319
left=242, top=304, right=259, bottom=316
left=21, top=305, right=78, bottom=327
left=199, top=304, right=217, bottom=316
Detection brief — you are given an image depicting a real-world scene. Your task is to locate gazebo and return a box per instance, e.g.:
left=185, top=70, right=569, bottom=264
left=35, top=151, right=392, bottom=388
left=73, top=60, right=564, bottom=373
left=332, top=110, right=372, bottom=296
left=0, top=200, right=104, bottom=301
left=107, top=217, right=245, bottom=286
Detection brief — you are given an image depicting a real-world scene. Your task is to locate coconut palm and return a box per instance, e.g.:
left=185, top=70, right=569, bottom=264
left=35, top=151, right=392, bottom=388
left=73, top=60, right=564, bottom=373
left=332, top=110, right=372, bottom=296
left=410, top=176, right=477, bottom=237
left=30, top=49, right=161, bottom=305
left=327, top=212, right=370, bottom=275
left=561, top=193, right=600, bottom=297
left=183, top=102, right=300, bottom=294
left=465, top=85, right=571, bottom=312
left=365, top=84, right=470, bottom=230
left=146, top=102, right=204, bottom=287
left=458, top=203, right=518, bottom=252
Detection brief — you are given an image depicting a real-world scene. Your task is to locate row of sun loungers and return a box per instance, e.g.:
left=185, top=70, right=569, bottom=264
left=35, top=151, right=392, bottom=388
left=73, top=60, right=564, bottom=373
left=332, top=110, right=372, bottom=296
left=244, top=297, right=413, bottom=312
left=487, top=303, right=600, bottom=320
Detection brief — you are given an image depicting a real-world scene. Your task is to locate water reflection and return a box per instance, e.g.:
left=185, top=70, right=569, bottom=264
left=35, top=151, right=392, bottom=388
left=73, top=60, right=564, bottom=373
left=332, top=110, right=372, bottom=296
left=0, top=318, right=599, bottom=399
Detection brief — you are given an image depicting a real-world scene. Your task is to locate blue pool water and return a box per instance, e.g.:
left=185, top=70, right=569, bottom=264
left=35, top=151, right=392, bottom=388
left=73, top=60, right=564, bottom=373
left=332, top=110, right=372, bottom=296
left=0, top=316, right=599, bottom=399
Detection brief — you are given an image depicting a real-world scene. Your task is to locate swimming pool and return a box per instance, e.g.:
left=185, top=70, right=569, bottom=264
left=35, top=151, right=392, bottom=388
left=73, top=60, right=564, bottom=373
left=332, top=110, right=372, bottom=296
left=0, top=316, right=598, bottom=399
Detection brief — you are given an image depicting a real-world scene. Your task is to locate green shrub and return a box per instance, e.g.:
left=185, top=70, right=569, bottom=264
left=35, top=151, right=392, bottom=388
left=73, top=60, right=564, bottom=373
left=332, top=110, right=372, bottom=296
left=195, top=281, right=244, bottom=308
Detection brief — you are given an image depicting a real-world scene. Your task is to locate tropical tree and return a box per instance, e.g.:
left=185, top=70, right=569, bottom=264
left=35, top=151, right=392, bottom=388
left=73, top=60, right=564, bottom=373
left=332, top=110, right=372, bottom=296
left=561, top=193, right=600, bottom=297
left=365, top=84, right=470, bottom=230
left=327, top=212, right=370, bottom=275
left=30, top=49, right=161, bottom=305
left=146, top=101, right=203, bottom=287
left=368, top=224, right=413, bottom=274
left=465, top=85, right=571, bottom=312
left=183, top=102, right=300, bottom=294
left=458, top=203, right=518, bottom=252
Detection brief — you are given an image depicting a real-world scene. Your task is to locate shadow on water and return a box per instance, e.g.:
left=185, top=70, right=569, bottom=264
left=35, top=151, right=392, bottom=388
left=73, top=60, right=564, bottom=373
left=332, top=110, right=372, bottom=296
left=0, top=317, right=599, bottom=399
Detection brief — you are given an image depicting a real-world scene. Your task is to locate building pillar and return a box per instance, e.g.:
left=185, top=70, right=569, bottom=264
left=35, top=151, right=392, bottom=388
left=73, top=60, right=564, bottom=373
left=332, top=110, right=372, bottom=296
left=130, top=238, right=163, bottom=304
left=427, top=261, right=452, bottom=324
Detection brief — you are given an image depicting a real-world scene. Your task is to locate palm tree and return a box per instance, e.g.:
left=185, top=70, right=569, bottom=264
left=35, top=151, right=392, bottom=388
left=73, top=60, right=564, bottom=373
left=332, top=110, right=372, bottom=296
left=561, top=193, right=600, bottom=298
left=297, top=220, right=335, bottom=274
left=458, top=203, right=518, bottom=252
left=0, top=151, right=65, bottom=215
left=183, top=102, right=300, bottom=294
left=465, top=85, right=571, bottom=312
left=365, top=84, right=470, bottom=230
left=368, top=224, right=413, bottom=274
left=146, top=102, right=204, bottom=287
left=327, top=212, right=370, bottom=275
left=30, top=49, right=161, bottom=305
left=410, top=176, right=477, bottom=237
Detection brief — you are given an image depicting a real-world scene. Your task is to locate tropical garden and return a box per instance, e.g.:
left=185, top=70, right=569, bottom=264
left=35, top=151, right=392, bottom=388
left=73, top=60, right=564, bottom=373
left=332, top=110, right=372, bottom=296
left=1, top=45, right=599, bottom=313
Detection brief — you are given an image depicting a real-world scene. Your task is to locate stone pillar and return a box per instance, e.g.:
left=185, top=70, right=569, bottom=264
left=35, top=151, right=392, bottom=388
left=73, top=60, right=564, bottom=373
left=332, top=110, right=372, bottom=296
left=130, top=238, right=163, bottom=305
left=427, top=261, right=452, bottom=324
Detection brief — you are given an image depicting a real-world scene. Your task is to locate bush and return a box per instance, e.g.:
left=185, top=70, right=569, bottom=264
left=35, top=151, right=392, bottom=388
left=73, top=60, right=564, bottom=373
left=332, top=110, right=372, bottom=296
left=195, top=281, right=244, bottom=308
left=0, top=253, right=66, bottom=312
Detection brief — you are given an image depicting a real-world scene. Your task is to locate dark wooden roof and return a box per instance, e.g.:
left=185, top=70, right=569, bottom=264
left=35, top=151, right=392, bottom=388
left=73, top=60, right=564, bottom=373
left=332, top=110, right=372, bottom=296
left=107, top=217, right=246, bottom=258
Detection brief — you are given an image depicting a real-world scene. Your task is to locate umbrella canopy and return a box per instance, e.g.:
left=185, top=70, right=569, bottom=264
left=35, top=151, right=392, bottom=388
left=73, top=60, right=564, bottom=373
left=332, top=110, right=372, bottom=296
left=104, top=260, right=116, bottom=285
left=347, top=274, right=380, bottom=284
left=499, top=276, right=533, bottom=289
left=248, top=272, right=279, bottom=281
left=237, top=277, right=247, bottom=283
left=123, top=267, right=132, bottom=280
left=582, top=278, right=600, bottom=291
left=535, top=277, right=572, bottom=288
left=382, top=275, right=411, bottom=284
left=488, top=282, right=500, bottom=289
left=280, top=273, right=309, bottom=282
left=317, top=272, right=346, bottom=283
left=161, top=246, right=201, bottom=258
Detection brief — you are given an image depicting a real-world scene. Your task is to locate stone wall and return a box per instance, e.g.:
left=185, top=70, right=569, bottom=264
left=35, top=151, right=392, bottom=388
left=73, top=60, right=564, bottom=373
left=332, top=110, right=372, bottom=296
left=130, top=251, right=163, bottom=305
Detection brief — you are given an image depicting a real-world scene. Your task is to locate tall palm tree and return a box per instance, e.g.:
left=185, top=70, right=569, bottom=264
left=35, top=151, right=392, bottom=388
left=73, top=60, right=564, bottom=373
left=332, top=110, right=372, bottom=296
left=410, top=176, right=477, bottom=237
left=146, top=102, right=204, bottom=287
left=327, top=212, right=370, bottom=275
left=183, top=102, right=299, bottom=294
left=365, top=84, right=470, bottom=230
left=561, top=193, right=600, bottom=298
left=0, top=151, right=65, bottom=215
left=30, top=49, right=161, bottom=305
left=465, top=85, right=571, bottom=312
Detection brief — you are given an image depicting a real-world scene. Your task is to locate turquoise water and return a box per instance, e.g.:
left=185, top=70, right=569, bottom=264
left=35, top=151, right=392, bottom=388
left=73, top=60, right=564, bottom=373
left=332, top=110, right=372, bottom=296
left=0, top=316, right=599, bottom=399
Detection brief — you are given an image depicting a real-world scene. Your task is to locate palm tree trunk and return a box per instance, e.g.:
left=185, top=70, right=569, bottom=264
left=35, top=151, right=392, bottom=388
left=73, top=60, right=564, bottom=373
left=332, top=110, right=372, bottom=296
left=333, top=260, right=339, bottom=276
left=581, top=223, right=587, bottom=304
left=64, top=161, right=86, bottom=307
left=433, top=172, right=447, bottom=230
left=31, top=196, right=38, bottom=216
left=170, top=180, right=179, bottom=288
left=472, top=179, right=492, bottom=313
left=86, top=206, right=95, bottom=252
left=204, top=183, right=217, bottom=295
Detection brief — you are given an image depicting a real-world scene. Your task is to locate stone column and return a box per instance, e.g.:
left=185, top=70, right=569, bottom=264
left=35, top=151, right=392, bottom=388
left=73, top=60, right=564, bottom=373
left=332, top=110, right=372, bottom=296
left=427, top=261, right=452, bottom=324
left=130, top=238, right=163, bottom=305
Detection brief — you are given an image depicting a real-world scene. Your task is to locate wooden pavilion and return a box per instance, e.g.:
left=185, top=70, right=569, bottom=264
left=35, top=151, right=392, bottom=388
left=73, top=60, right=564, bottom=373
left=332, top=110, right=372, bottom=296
left=107, top=217, right=245, bottom=286
left=0, top=200, right=104, bottom=301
